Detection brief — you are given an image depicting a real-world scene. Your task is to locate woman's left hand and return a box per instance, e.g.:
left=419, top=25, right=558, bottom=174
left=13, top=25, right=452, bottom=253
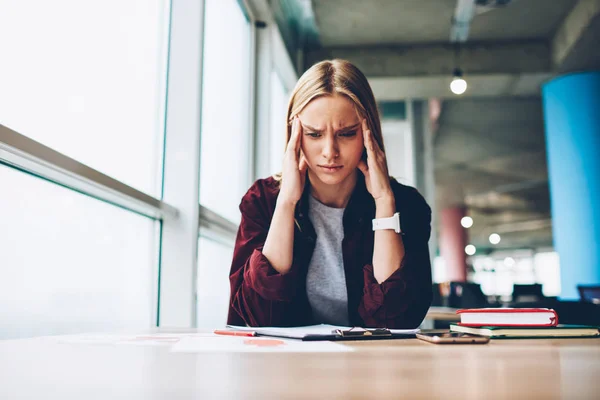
left=357, top=119, right=394, bottom=203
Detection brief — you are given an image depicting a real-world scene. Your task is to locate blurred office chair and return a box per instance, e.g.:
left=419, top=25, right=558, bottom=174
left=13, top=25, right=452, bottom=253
left=512, top=283, right=545, bottom=303
left=431, top=283, right=443, bottom=306
left=577, top=285, right=600, bottom=304
left=431, top=282, right=452, bottom=307
left=518, top=285, right=600, bottom=326
left=554, top=300, right=600, bottom=326
left=447, top=282, right=489, bottom=309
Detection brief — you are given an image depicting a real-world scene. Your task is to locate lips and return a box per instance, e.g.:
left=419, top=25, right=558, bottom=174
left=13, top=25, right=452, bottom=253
left=318, top=165, right=343, bottom=173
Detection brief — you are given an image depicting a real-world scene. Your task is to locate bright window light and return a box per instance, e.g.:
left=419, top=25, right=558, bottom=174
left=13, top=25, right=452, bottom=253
left=199, top=0, right=251, bottom=224
left=196, top=233, right=234, bottom=329
left=269, top=69, right=288, bottom=174
left=0, top=0, right=169, bottom=196
left=0, top=165, right=158, bottom=339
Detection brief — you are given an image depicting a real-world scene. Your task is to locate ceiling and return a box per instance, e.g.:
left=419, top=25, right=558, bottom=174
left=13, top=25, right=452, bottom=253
left=271, top=0, right=599, bottom=253
left=312, top=0, right=576, bottom=46
left=434, top=97, right=551, bottom=250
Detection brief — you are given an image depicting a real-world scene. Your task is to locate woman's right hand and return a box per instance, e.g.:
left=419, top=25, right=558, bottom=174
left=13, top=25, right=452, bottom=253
left=279, top=116, right=308, bottom=205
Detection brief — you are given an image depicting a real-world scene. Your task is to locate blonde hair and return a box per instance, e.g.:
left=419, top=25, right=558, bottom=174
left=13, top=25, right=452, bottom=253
left=273, top=59, right=385, bottom=181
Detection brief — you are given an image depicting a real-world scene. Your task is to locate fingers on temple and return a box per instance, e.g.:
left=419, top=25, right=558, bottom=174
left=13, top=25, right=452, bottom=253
left=294, top=117, right=303, bottom=153
left=286, top=117, right=303, bottom=155
left=362, top=119, right=373, bottom=154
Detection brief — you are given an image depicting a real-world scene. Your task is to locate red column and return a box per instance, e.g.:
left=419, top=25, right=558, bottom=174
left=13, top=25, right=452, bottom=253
left=439, top=207, right=468, bottom=282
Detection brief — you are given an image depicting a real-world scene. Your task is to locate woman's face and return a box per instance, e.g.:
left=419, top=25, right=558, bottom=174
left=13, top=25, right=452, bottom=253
left=297, top=94, right=365, bottom=186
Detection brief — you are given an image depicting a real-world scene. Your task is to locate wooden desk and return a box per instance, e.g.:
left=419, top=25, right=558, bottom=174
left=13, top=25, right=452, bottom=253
left=1, top=329, right=599, bottom=399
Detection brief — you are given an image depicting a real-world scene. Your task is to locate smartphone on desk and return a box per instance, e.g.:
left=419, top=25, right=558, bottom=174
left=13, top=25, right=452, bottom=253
left=416, top=332, right=490, bottom=344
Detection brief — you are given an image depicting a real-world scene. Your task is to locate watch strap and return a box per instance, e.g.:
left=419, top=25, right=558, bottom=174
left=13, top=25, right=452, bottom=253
left=372, top=212, right=401, bottom=233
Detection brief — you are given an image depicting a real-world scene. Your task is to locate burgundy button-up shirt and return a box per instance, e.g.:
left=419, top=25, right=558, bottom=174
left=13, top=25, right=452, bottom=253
left=227, top=174, right=432, bottom=329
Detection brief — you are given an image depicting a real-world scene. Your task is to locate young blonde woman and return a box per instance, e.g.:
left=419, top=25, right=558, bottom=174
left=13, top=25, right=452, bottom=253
left=227, top=59, right=432, bottom=328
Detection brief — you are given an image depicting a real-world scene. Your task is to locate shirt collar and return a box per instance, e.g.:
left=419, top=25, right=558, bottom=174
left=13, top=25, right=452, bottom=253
left=295, top=173, right=374, bottom=231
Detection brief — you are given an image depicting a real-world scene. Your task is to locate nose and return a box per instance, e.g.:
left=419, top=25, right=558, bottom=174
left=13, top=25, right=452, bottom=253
left=322, top=135, right=339, bottom=160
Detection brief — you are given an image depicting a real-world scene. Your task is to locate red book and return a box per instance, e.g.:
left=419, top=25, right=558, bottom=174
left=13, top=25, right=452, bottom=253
left=456, top=308, right=559, bottom=327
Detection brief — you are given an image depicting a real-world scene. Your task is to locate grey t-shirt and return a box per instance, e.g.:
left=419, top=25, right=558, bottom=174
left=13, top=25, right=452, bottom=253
left=306, top=195, right=350, bottom=326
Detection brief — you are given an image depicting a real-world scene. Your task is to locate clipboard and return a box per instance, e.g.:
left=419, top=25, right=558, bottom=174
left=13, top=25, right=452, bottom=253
left=227, top=324, right=420, bottom=341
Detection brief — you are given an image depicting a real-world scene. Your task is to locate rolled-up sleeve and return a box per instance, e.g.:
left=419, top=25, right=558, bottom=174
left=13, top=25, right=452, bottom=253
left=227, top=185, right=300, bottom=327
left=358, top=189, right=433, bottom=328
left=243, top=248, right=298, bottom=301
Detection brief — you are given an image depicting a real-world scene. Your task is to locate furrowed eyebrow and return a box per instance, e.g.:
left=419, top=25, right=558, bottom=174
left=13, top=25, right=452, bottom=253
left=301, top=123, right=360, bottom=134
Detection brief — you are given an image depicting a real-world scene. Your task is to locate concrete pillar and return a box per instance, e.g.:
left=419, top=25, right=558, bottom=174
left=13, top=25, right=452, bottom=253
left=410, top=100, right=438, bottom=267
left=439, top=207, right=468, bottom=282
left=542, top=72, right=600, bottom=300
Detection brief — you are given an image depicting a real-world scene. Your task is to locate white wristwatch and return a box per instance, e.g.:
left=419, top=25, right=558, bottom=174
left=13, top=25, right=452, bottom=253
left=372, top=212, right=401, bottom=233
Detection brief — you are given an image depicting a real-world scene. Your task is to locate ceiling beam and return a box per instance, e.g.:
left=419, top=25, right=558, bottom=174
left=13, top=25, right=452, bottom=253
left=305, top=41, right=550, bottom=77
left=480, top=218, right=552, bottom=234
left=450, top=0, right=476, bottom=42
left=368, top=72, right=551, bottom=100
left=552, top=0, right=600, bottom=71
left=307, top=41, right=552, bottom=99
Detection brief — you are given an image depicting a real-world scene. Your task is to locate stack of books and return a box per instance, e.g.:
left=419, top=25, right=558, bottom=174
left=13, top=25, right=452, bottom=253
left=450, top=308, right=600, bottom=339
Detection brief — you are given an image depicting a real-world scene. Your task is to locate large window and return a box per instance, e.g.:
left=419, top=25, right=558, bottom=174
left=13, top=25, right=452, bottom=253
left=196, top=233, right=235, bottom=328
left=0, top=0, right=299, bottom=335
left=0, top=0, right=170, bottom=339
left=269, top=69, right=288, bottom=175
left=0, top=165, right=158, bottom=339
left=199, top=0, right=252, bottom=224
left=195, top=0, right=252, bottom=327
left=0, top=0, right=169, bottom=196
left=381, top=119, right=414, bottom=186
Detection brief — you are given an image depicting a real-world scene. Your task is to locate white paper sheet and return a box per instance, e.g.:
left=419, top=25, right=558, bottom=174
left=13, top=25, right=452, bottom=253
left=228, top=324, right=420, bottom=339
left=54, top=333, right=214, bottom=346
left=171, top=335, right=354, bottom=353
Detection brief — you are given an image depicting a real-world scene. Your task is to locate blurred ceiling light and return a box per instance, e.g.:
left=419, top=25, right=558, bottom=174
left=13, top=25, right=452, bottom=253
left=489, top=233, right=501, bottom=245
left=461, top=216, right=473, bottom=228
left=450, top=68, right=467, bottom=95
left=504, top=257, right=515, bottom=267
left=465, top=244, right=476, bottom=255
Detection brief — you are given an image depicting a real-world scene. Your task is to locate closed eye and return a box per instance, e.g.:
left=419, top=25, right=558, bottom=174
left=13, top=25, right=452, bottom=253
left=305, top=132, right=321, bottom=138
left=339, top=131, right=356, bottom=137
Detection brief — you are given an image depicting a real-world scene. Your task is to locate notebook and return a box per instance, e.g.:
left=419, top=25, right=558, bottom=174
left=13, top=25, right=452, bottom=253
left=227, top=324, right=420, bottom=341
left=456, top=308, right=558, bottom=327
left=450, top=324, right=600, bottom=338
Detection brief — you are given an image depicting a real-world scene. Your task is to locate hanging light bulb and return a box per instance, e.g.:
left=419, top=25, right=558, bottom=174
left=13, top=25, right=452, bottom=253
left=450, top=68, right=467, bottom=95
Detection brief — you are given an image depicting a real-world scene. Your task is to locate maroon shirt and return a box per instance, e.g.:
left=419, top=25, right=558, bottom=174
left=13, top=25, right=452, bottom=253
left=227, top=174, right=432, bottom=329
